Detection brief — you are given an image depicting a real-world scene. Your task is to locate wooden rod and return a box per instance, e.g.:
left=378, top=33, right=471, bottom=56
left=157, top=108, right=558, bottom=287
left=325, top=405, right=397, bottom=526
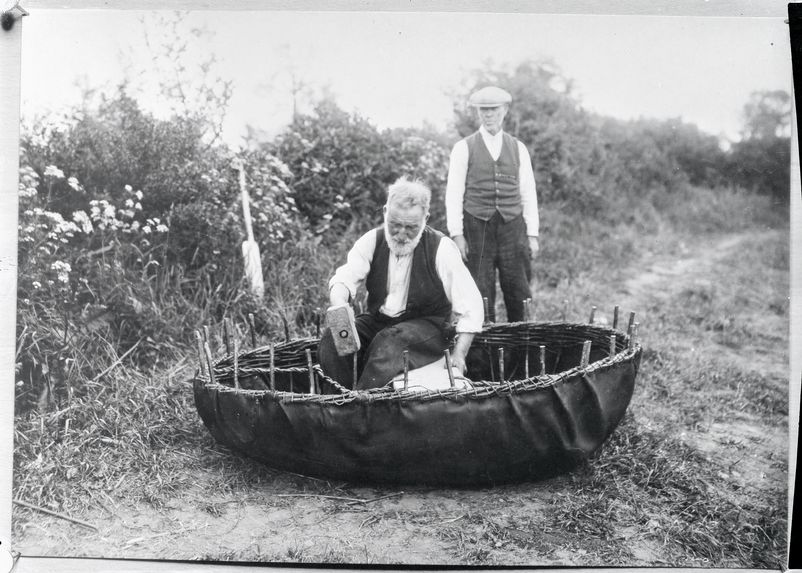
left=353, top=352, right=358, bottom=390
left=609, top=334, right=616, bottom=357
left=248, top=313, right=257, bottom=348
left=627, top=312, right=636, bottom=335
left=589, top=306, right=597, bottom=324
left=524, top=332, right=530, bottom=379
left=403, top=350, right=409, bottom=390
left=613, top=305, right=620, bottom=330
left=444, top=349, right=456, bottom=388
left=194, top=330, right=207, bottom=379
left=561, top=299, right=568, bottom=321
left=13, top=499, right=98, bottom=531
left=233, top=336, right=240, bottom=389
left=223, top=318, right=231, bottom=355
left=498, top=347, right=505, bottom=381
left=581, top=340, right=592, bottom=368
left=269, top=343, right=276, bottom=391
left=203, top=341, right=216, bottom=385
left=305, top=349, right=315, bottom=394
left=539, top=345, right=546, bottom=376
left=203, top=325, right=211, bottom=345
left=483, top=297, right=490, bottom=323
left=629, top=322, right=640, bottom=349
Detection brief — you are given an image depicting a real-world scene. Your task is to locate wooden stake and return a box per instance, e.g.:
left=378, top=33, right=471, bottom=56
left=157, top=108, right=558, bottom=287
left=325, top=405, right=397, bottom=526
left=613, top=305, right=620, bottom=330
left=589, top=306, right=597, bottom=324
left=194, top=330, right=207, bottom=378
left=483, top=297, right=490, bottom=323
left=524, top=331, right=530, bottom=379
left=281, top=313, right=290, bottom=341
left=223, top=318, right=232, bottom=355
left=561, top=299, right=568, bottom=321
left=353, top=352, right=359, bottom=390
left=203, top=325, right=211, bottom=345
left=629, top=322, right=640, bottom=349
left=539, top=345, right=546, bottom=376
left=627, top=312, right=636, bottom=335
left=305, top=349, right=315, bottom=394
left=581, top=340, right=592, bottom=368
left=248, top=313, right=257, bottom=347
left=269, top=343, right=276, bottom=391
left=203, top=341, right=216, bottom=385
left=444, top=349, right=456, bottom=388
left=498, top=347, right=505, bottom=381
left=403, top=350, right=409, bottom=390
left=233, top=336, right=240, bottom=389
left=609, top=334, right=617, bottom=357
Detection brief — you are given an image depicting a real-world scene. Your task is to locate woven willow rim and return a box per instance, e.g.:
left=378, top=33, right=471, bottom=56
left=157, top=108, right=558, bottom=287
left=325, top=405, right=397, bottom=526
left=195, top=321, right=641, bottom=404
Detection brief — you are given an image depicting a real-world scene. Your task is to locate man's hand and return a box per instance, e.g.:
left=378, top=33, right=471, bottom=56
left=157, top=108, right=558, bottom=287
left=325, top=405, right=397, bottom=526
left=329, top=282, right=351, bottom=307
left=453, top=235, right=469, bottom=262
left=528, top=236, right=540, bottom=260
left=447, top=332, right=475, bottom=375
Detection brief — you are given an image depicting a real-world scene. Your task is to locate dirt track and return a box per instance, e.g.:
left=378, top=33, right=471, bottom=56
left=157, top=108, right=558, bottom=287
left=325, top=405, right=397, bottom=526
left=12, top=229, right=789, bottom=567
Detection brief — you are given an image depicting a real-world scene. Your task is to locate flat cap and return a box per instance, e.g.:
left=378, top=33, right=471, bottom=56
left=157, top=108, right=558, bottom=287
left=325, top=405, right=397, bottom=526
left=468, top=86, right=512, bottom=107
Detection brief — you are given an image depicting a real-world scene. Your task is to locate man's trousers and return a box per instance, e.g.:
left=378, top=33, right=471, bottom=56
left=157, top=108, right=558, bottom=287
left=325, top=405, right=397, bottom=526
left=463, top=211, right=531, bottom=323
left=318, top=312, right=452, bottom=390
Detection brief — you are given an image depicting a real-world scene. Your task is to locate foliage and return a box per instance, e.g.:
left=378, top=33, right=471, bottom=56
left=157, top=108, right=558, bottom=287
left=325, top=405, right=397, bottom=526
left=16, top=93, right=313, bottom=414
left=269, top=98, right=452, bottom=236
left=452, top=60, right=607, bottom=212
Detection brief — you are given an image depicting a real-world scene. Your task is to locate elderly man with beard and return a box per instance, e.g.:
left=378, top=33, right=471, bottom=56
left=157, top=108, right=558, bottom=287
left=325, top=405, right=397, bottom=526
left=318, top=178, right=484, bottom=391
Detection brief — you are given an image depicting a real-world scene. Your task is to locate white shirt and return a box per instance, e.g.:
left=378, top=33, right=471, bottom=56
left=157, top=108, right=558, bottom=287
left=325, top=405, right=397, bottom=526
left=445, top=126, right=539, bottom=238
left=329, top=229, right=484, bottom=333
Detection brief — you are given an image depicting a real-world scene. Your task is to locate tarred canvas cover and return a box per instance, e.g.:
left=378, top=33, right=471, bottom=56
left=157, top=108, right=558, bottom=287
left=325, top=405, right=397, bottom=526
left=193, top=347, right=640, bottom=485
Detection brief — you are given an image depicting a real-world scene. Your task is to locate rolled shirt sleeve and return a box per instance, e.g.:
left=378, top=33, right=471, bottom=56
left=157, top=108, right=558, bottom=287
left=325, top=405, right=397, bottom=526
left=435, top=236, right=484, bottom=332
left=328, top=229, right=377, bottom=299
left=445, top=139, right=469, bottom=238
left=517, top=140, right=539, bottom=237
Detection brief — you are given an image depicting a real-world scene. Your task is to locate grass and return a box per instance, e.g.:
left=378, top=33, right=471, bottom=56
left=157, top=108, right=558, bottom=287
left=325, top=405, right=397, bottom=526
left=12, top=184, right=790, bottom=567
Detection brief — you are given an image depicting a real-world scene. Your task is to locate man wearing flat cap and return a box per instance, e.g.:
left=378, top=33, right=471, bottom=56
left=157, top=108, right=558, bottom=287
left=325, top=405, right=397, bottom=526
left=445, top=85, right=539, bottom=323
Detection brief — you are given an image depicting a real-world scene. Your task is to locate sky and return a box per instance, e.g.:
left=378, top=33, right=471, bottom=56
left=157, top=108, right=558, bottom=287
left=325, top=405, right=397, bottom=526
left=19, top=9, right=793, bottom=148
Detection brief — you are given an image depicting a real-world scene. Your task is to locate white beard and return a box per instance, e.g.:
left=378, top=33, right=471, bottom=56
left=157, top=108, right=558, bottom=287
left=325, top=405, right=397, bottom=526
left=384, top=219, right=424, bottom=257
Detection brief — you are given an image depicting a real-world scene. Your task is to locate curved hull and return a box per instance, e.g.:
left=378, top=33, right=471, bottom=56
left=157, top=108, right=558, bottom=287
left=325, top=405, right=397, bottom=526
left=193, top=322, right=641, bottom=486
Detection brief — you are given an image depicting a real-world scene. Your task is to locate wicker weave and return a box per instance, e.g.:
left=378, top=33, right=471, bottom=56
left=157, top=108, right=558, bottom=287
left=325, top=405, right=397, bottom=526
left=198, top=321, right=639, bottom=404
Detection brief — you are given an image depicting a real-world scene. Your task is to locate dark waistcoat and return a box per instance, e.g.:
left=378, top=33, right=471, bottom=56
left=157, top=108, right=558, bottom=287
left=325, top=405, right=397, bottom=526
left=366, top=226, right=452, bottom=320
left=463, top=131, right=523, bottom=222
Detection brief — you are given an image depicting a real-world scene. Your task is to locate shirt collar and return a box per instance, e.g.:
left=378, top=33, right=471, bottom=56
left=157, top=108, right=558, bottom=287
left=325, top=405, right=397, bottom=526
left=479, top=125, right=504, bottom=142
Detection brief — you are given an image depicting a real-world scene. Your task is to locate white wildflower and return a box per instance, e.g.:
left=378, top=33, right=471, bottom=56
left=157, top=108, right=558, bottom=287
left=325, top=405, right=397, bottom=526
left=50, top=261, right=71, bottom=284
left=135, top=190, right=143, bottom=200
left=32, top=281, right=41, bottom=289
left=156, top=224, right=168, bottom=233
left=67, top=177, right=82, bottom=192
left=44, top=165, right=65, bottom=179
left=125, top=199, right=134, bottom=208
left=72, top=210, right=93, bottom=234
left=124, top=184, right=133, bottom=192
left=134, top=202, right=142, bottom=211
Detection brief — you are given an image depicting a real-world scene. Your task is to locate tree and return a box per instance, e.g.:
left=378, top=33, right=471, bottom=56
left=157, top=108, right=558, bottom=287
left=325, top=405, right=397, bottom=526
left=741, top=90, right=791, bottom=140
left=728, top=90, right=791, bottom=200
